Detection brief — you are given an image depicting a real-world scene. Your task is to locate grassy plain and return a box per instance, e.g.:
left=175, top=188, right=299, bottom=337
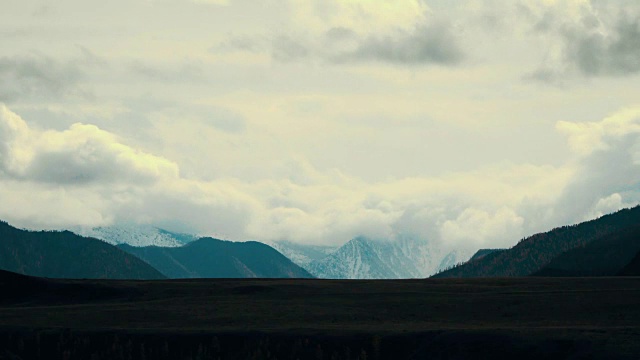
left=1, top=273, right=639, bottom=359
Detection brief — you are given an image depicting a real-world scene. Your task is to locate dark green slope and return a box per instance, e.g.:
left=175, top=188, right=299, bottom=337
left=533, top=225, right=640, bottom=277
left=119, top=238, right=314, bottom=279
left=618, top=251, right=640, bottom=276
left=0, top=221, right=165, bottom=280
left=468, top=249, right=505, bottom=262
left=433, top=206, right=640, bottom=278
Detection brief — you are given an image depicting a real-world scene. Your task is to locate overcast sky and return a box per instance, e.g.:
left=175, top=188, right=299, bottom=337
left=1, top=0, right=640, bottom=249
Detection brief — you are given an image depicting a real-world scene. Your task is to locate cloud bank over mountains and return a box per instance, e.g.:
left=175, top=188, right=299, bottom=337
left=1, top=0, right=640, bottom=249
left=2, top=103, right=639, bottom=250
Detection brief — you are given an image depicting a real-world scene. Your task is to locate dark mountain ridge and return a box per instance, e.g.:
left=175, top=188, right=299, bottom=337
left=118, top=237, right=314, bottom=278
left=0, top=220, right=165, bottom=280
left=534, top=225, right=640, bottom=277
left=433, top=206, right=640, bottom=278
left=469, top=249, right=505, bottom=262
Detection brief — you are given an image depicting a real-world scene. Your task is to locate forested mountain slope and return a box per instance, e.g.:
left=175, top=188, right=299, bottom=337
left=433, top=206, right=640, bottom=278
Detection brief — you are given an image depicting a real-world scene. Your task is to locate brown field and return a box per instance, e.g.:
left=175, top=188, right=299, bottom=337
left=1, top=274, right=640, bottom=359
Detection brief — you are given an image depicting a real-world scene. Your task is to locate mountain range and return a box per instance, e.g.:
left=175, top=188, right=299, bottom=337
left=3, top=203, right=640, bottom=281
left=305, top=236, right=473, bottom=279
left=118, top=238, right=313, bottom=278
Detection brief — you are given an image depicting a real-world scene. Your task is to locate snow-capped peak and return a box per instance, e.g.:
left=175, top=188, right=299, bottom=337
left=71, top=223, right=198, bottom=248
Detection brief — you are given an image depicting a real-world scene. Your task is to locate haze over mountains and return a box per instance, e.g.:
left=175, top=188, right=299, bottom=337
left=2, top=204, right=640, bottom=280
left=68, top=225, right=474, bottom=279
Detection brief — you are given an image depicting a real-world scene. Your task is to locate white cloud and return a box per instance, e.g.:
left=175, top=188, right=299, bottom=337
left=0, top=103, right=179, bottom=184
left=586, top=193, right=628, bottom=220
left=556, top=108, right=640, bottom=155
left=441, top=207, right=525, bottom=248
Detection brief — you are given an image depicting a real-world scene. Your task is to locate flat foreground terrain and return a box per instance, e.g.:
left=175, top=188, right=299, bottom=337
left=1, top=273, right=640, bottom=359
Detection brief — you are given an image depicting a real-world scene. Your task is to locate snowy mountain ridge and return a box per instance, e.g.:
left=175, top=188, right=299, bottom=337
left=72, top=224, right=198, bottom=248
left=306, top=236, right=474, bottom=279
left=263, top=240, right=339, bottom=267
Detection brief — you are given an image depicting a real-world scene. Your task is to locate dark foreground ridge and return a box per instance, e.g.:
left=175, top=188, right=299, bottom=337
left=0, top=221, right=165, bottom=280
left=1, top=271, right=640, bottom=359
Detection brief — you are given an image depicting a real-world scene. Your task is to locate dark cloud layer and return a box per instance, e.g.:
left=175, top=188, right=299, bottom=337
left=564, top=15, right=640, bottom=76
left=526, top=4, right=640, bottom=81
left=331, top=23, right=464, bottom=66
left=215, top=21, right=464, bottom=67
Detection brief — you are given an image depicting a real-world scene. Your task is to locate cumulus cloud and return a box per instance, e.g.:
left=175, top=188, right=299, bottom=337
left=440, top=207, right=525, bottom=249
left=2, top=104, right=640, bottom=251
left=586, top=193, right=630, bottom=220
left=556, top=108, right=640, bottom=155
left=0, top=104, right=179, bottom=184
left=549, top=107, right=640, bottom=225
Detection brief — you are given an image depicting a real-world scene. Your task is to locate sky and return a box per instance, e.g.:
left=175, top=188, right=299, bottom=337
left=1, top=0, right=640, bottom=250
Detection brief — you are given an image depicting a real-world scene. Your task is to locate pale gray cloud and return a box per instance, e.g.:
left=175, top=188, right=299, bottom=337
left=0, top=54, right=86, bottom=102
left=330, top=22, right=464, bottom=66
left=271, top=35, right=311, bottom=62
left=127, top=61, right=206, bottom=83
left=214, top=20, right=465, bottom=66
left=522, top=1, right=640, bottom=80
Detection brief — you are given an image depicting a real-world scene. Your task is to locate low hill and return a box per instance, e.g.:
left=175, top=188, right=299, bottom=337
left=0, top=221, right=165, bottom=280
left=433, top=206, right=640, bottom=278
left=118, top=238, right=313, bottom=278
left=533, top=225, right=640, bottom=277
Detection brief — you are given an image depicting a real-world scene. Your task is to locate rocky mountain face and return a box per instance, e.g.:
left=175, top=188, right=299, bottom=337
left=263, top=240, right=339, bottom=268
left=305, top=236, right=473, bottom=279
